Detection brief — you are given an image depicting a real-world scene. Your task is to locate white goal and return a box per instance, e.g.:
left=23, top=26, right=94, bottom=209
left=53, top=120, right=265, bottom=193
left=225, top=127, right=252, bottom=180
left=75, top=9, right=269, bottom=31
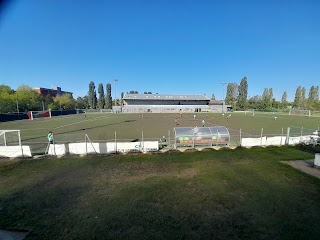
left=28, top=110, right=52, bottom=120
left=0, top=130, right=22, bottom=147
left=289, top=109, right=311, bottom=117
left=0, top=130, right=31, bottom=158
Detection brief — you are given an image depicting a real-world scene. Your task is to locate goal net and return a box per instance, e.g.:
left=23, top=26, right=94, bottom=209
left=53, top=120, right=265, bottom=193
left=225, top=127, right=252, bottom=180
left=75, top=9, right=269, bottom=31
left=289, top=109, right=311, bottom=117
left=0, top=130, right=22, bottom=146
left=28, top=110, right=51, bottom=120
left=0, top=130, right=32, bottom=158
left=244, top=109, right=255, bottom=116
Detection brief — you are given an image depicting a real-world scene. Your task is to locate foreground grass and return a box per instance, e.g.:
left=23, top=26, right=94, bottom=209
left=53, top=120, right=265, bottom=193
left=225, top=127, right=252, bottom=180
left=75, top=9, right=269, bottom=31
left=0, top=147, right=320, bottom=239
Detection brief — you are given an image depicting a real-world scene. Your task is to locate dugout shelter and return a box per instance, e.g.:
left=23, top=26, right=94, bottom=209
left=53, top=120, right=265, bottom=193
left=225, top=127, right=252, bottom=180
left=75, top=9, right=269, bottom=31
left=174, top=126, right=230, bottom=148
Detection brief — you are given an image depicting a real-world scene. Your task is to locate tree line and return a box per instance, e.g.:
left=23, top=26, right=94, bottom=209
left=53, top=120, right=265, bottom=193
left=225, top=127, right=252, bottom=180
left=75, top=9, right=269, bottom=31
left=225, top=77, right=320, bottom=111
left=1, top=78, right=319, bottom=113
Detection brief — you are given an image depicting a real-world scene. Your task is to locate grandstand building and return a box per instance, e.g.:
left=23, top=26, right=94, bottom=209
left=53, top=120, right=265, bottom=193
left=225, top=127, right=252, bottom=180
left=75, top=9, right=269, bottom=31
left=121, top=93, right=229, bottom=113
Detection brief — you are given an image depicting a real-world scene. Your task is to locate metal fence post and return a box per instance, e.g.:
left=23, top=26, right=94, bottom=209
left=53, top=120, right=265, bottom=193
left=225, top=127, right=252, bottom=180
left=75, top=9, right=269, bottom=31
left=115, top=131, right=117, bottom=153
left=260, top=128, right=263, bottom=146
left=239, top=128, right=242, bottom=147
left=142, top=131, right=144, bottom=152
left=285, top=127, right=290, bottom=145
left=168, top=130, right=171, bottom=149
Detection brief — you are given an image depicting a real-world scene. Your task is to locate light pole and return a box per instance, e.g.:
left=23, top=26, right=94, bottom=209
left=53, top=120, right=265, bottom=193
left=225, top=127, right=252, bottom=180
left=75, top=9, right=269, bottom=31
left=221, top=82, right=227, bottom=113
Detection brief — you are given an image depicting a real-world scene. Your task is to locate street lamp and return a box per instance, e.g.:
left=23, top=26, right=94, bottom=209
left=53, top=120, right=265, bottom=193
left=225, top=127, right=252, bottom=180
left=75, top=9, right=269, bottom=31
left=221, top=82, right=227, bottom=113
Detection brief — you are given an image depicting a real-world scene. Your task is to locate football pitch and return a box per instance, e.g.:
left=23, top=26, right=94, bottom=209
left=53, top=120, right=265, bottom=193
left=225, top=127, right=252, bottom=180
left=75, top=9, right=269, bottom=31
left=0, top=111, right=319, bottom=153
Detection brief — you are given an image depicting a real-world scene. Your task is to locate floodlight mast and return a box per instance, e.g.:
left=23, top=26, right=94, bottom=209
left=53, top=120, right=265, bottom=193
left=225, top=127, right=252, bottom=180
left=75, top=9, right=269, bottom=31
left=221, top=82, right=227, bottom=113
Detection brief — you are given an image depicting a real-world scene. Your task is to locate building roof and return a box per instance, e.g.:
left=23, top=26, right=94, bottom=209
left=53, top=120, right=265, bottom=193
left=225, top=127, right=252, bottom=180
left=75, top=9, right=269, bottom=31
left=123, top=94, right=210, bottom=101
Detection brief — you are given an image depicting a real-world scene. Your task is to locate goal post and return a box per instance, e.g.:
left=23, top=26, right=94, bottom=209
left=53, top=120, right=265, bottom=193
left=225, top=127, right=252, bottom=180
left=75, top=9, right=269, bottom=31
left=0, top=130, right=22, bottom=147
left=289, top=109, right=311, bottom=117
left=0, top=130, right=28, bottom=158
left=28, top=110, right=51, bottom=120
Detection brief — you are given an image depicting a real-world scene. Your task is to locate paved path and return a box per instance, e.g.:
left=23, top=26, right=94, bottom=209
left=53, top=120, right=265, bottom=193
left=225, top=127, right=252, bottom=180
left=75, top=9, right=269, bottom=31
left=282, top=160, right=320, bottom=179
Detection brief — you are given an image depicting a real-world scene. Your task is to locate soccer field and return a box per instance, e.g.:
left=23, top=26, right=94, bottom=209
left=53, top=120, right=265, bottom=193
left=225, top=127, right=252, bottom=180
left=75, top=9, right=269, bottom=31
left=0, top=112, right=319, bottom=154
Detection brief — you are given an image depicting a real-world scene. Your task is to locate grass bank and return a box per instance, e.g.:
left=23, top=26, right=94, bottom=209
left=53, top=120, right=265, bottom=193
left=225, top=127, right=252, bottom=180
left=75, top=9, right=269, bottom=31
left=1, top=146, right=320, bottom=239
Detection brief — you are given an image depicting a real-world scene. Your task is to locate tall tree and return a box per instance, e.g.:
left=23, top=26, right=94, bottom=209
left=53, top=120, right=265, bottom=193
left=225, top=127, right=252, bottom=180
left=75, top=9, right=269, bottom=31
left=294, top=86, right=302, bottom=108
left=225, top=83, right=237, bottom=109
left=262, top=88, right=270, bottom=109
left=236, top=77, right=248, bottom=110
left=121, top=92, right=124, bottom=105
left=315, top=86, right=319, bottom=100
left=269, top=88, right=273, bottom=108
left=308, top=86, right=315, bottom=100
left=307, top=86, right=320, bottom=110
left=88, top=81, right=97, bottom=109
left=281, top=91, right=288, bottom=108
left=211, top=94, right=216, bottom=100
left=97, top=83, right=105, bottom=109
left=105, top=83, right=112, bottom=109
left=301, top=87, right=306, bottom=109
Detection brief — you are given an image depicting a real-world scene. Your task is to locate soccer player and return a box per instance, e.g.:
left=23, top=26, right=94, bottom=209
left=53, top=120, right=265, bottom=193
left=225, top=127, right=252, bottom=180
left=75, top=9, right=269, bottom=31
left=202, top=119, right=205, bottom=127
left=48, top=131, right=54, bottom=144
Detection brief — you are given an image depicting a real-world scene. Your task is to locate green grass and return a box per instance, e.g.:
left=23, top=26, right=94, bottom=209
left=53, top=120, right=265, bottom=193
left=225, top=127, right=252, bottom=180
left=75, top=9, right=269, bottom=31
left=1, top=146, right=320, bottom=239
left=0, top=112, right=319, bottom=154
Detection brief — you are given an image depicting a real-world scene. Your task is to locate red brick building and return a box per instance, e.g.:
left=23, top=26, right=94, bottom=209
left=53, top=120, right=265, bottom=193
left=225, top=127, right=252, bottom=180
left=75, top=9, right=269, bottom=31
left=34, top=86, right=73, bottom=97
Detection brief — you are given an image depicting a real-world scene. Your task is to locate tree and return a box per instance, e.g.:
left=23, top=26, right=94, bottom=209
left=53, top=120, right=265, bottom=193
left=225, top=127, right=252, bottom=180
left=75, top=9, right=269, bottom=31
left=307, top=86, right=319, bottom=110
left=225, top=83, right=237, bottom=109
left=75, top=96, right=88, bottom=109
left=262, top=88, right=270, bottom=109
left=105, top=83, right=112, bottom=109
left=294, top=86, right=302, bottom=108
left=50, top=94, right=75, bottom=110
left=261, top=88, right=273, bottom=109
left=97, top=83, right=105, bottom=109
left=211, top=94, right=216, bottom=100
left=0, top=85, right=14, bottom=94
left=88, top=81, right=97, bottom=109
left=301, top=87, right=306, bottom=108
left=128, top=90, right=138, bottom=94
left=121, top=92, right=124, bottom=105
left=248, top=95, right=263, bottom=110
left=281, top=91, right=288, bottom=108
left=15, top=85, right=42, bottom=111
left=269, top=88, right=273, bottom=108
left=236, top=77, right=248, bottom=110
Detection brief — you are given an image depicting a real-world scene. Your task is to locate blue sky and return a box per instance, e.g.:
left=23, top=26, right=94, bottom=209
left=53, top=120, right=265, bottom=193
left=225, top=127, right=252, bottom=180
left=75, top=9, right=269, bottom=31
left=0, top=0, right=319, bottom=101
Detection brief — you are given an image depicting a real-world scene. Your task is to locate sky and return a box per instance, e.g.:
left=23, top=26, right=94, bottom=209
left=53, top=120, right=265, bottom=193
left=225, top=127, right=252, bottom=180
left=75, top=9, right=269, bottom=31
left=0, top=0, right=319, bottom=101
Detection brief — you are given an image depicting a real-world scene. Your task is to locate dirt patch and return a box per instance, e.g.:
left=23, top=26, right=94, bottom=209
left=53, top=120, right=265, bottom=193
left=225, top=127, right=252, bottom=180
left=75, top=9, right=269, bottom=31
left=282, top=160, right=320, bottom=179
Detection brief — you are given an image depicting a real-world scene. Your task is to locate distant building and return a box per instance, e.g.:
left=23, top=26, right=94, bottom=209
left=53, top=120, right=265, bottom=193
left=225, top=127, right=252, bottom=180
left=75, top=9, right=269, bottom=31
left=120, top=93, right=230, bottom=113
left=34, top=87, right=73, bottom=98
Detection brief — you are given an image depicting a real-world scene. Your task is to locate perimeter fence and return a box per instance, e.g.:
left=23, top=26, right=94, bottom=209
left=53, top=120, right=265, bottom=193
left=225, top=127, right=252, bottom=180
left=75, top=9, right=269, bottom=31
left=1, top=125, right=319, bottom=160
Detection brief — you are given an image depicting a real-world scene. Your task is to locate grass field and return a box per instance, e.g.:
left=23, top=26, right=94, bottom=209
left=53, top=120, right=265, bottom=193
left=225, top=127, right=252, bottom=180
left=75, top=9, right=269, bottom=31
left=1, top=147, right=320, bottom=239
left=0, top=111, right=319, bottom=155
